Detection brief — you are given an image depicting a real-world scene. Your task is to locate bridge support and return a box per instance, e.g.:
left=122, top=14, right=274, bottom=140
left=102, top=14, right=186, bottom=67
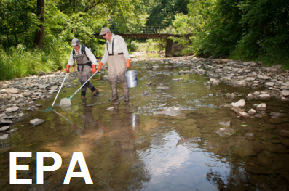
left=165, top=39, right=185, bottom=57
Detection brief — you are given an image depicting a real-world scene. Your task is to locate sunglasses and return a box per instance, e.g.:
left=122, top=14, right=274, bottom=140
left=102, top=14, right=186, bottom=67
left=102, top=33, right=107, bottom=37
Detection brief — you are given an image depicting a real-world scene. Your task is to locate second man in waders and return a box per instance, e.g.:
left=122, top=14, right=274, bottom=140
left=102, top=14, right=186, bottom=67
left=66, top=38, right=99, bottom=99
left=98, top=28, right=131, bottom=102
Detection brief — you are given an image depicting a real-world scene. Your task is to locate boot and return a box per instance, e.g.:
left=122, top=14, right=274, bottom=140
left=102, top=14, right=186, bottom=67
left=124, top=95, right=130, bottom=102
left=92, top=89, right=99, bottom=96
left=123, top=87, right=129, bottom=102
left=109, top=94, right=118, bottom=101
left=81, top=91, right=86, bottom=100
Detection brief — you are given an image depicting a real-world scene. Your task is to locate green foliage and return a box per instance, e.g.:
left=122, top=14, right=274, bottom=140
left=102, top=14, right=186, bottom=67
left=0, top=44, right=70, bottom=81
left=171, top=0, right=289, bottom=68
left=172, top=0, right=217, bottom=55
left=231, top=0, right=289, bottom=66
left=145, top=0, right=189, bottom=32
left=135, top=39, right=166, bottom=52
left=0, top=0, right=147, bottom=80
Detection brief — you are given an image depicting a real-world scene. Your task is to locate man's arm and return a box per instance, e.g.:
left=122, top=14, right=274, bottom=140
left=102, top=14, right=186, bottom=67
left=100, top=43, right=108, bottom=65
left=68, top=50, right=75, bottom=66
left=118, top=36, right=130, bottom=60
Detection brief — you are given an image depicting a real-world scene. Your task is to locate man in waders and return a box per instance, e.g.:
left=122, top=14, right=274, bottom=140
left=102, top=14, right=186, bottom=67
left=98, top=28, right=131, bottom=102
left=66, top=38, right=99, bottom=99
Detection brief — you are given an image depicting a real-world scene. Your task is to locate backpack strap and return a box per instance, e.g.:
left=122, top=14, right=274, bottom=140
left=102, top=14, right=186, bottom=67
left=72, top=45, right=90, bottom=62
left=106, top=38, right=114, bottom=55
left=82, top=45, right=86, bottom=56
left=72, top=49, right=76, bottom=61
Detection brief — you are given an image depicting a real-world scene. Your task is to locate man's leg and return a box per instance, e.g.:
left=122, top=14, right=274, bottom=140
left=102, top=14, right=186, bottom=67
left=77, top=66, right=86, bottom=99
left=108, top=80, right=118, bottom=101
left=119, top=74, right=129, bottom=102
left=81, top=81, right=88, bottom=99
left=114, top=54, right=129, bottom=102
left=108, top=56, right=118, bottom=101
left=87, top=81, right=99, bottom=96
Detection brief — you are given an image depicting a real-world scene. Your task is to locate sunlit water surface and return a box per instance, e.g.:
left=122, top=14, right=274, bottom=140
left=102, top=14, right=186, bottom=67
left=1, top=59, right=289, bottom=191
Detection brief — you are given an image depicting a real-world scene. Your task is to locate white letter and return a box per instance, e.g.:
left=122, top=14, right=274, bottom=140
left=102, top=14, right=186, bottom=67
left=9, top=152, right=32, bottom=184
left=36, top=152, right=62, bottom=184
left=63, top=152, right=93, bottom=184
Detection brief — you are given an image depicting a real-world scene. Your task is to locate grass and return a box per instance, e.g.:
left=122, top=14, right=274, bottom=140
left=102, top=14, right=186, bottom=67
left=0, top=45, right=70, bottom=81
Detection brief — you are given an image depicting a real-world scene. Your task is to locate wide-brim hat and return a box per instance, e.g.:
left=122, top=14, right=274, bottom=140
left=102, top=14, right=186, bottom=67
left=99, top=28, right=111, bottom=35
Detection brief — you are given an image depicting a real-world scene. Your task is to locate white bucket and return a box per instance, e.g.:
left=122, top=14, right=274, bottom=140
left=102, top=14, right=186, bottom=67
left=125, top=70, right=138, bottom=88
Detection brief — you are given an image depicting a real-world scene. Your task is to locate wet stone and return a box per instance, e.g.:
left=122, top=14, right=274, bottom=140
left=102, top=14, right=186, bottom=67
left=281, top=139, right=289, bottom=147
left=0, top=126, right=9, bottom=132
left=257, top=156, right=273, bottom=166
left=267, top=143, right=288, bottom=153
left=107, top=107, right=114, bottom=111
left=0, top=113, right=7, bottom=120
left=215, top=128, right=234, bottom=136
left=269, top=118, right=285, bottom=124
left=245, top=165, right=271, bottom=175
left=143, top=91, right=150, bottom=96
left=0, top=134, right=9, bottom=140
left=6, top=107, right=19, bottom=112
left=280, top=130, right=289, bottom=137
left=258, top=94, right=271, bottom=99
left=239, top=111, right=249, bottom=118
left=270, top=112, right=287, bottom=118
left=156, top=86, right=170, bottom=90
left=231, top=99, right=245, bottom=107
left=256, top=103, right=266, bottom=111
left=30, top=118, right=45, bottom=126
left=219, top=121, right=231, bottom=127
left=248, top=109, right=256, bottom=115
left=145, top=82, right=152, bottom=86
left=245, top=133, right=255, bottom=140
left=0, top=120, right=13, bottom=125
left=8, top=128, right=18, bottom=134
left=282, top=90, right=289, bottom=97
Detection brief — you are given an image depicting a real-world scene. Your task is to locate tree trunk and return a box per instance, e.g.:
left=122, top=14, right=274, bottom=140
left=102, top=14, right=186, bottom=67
left=33, top=0, right=45, bottom=49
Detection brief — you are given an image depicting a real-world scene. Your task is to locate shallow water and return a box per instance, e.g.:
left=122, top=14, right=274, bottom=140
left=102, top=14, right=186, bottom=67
left=1, top=60, right=289, bottom=190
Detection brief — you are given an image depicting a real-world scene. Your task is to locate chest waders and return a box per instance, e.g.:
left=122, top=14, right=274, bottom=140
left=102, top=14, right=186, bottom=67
left=107, top=39, right=129, bottom=102
left=73, top=47, right=97, bottom=98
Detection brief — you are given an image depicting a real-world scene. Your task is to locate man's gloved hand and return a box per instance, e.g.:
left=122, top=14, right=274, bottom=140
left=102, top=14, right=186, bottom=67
left=66, top=65, right=70, bottom=73
left=98, top=62, right=103, bottom=71
left=92, top=65, right=97, bottom=74
left=126, top=59, right=130, bottom=67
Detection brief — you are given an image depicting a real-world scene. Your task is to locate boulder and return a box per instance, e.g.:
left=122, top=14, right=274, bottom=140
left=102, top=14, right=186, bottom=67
left=0, top=134, right=9, bottom=140
left=256, top=103, right=266, bottom=111
left=231, top=99, right=245, bottom=107
left=30, top=118, right=45, bottom=126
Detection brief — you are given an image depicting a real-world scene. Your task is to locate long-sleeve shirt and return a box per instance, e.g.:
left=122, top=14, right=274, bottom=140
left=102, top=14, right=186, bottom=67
left=68, top=45, right=98, bottom=66
left=100, top=34, right=130, bottom=64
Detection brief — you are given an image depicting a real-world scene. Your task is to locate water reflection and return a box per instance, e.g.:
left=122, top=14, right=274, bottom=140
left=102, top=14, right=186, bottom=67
left=1, top=59, right=289, bottom=190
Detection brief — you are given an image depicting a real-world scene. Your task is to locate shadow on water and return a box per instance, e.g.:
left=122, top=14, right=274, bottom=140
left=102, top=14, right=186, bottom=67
left=1, top=59, right=289, bottom=190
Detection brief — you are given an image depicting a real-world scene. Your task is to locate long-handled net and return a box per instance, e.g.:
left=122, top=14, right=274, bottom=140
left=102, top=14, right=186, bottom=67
left=44, top=73, right=68, bottom=112
left=60, top=71, right=98, bottom=107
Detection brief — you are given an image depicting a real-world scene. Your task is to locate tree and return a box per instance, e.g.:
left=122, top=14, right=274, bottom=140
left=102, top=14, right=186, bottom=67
left=145, top=0, right=189, bottom=33
left=33, top=0, right=45, bottom=49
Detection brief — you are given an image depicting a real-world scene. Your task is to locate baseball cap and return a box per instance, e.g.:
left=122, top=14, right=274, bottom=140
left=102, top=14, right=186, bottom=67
left=99, top=28, right=111, bottom=36
left=71, top=38, right=80, bottom=46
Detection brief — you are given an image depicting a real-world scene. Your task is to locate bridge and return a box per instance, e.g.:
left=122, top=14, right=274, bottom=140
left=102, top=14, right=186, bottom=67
left=95, top=26, right=193, bottom=57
